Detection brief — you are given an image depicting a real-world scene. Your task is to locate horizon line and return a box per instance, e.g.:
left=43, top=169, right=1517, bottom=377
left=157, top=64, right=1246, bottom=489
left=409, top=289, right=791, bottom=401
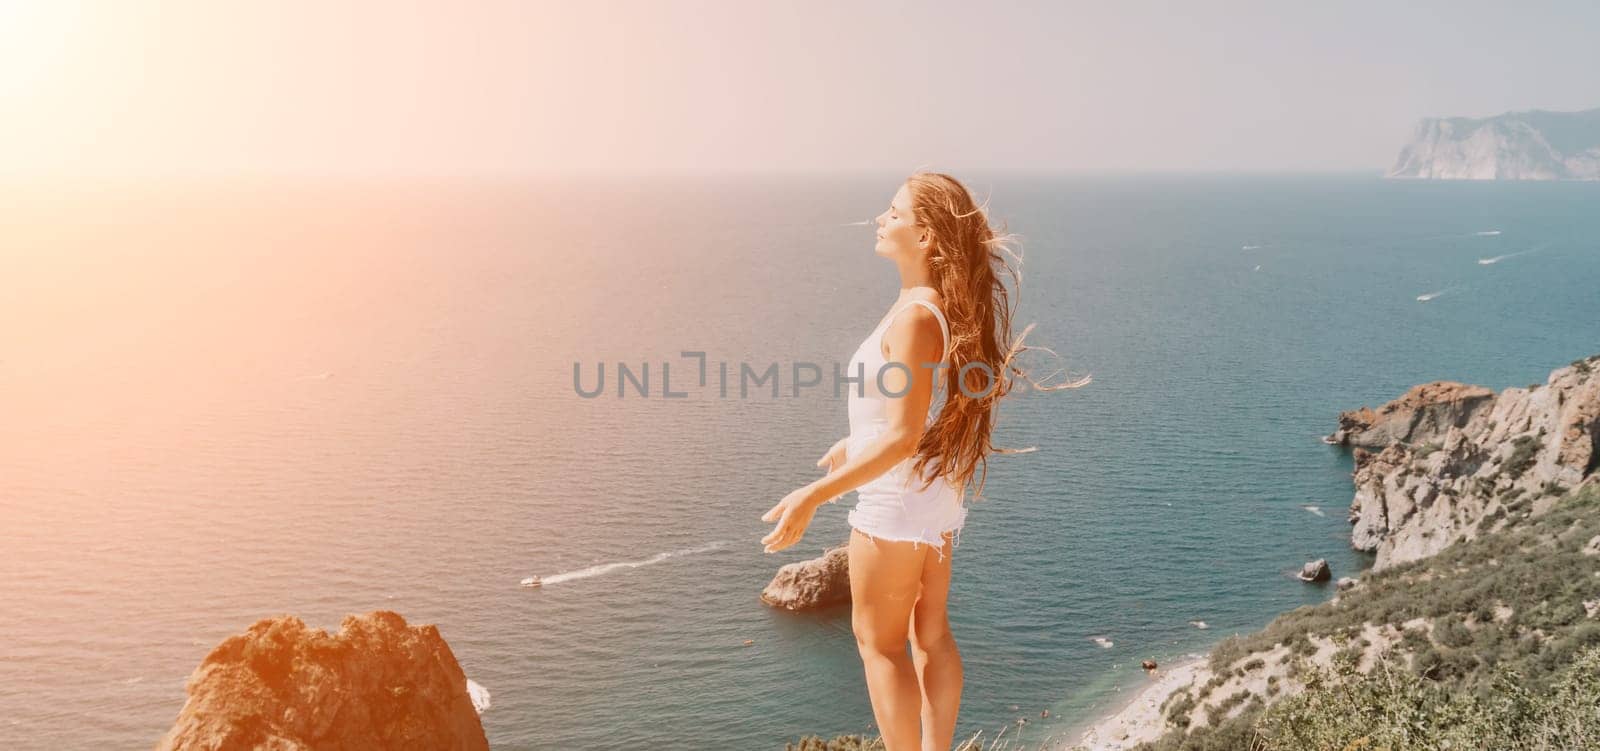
left=0, top=166, right=1394, bottom=184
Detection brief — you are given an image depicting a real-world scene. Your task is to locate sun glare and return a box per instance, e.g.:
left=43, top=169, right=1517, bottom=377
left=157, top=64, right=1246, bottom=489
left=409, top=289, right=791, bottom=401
left=0, top=1, right=88, bottom=99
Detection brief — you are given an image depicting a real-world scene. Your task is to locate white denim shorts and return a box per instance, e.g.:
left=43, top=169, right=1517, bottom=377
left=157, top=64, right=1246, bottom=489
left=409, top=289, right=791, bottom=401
left=844, top=445, right=968, bottom=564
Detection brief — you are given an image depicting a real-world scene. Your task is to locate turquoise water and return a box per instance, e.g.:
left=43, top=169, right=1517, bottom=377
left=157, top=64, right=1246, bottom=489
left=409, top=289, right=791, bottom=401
left=1, top=174, right=1597, bottom=749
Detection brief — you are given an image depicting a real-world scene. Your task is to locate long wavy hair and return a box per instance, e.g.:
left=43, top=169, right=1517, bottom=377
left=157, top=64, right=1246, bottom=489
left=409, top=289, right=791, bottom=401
left=902, top=171, right=1091, bottom=502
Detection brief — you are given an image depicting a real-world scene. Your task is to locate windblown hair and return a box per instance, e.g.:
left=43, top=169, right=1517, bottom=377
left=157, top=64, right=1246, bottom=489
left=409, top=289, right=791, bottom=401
left=903, top=171, right=1090, bottom=502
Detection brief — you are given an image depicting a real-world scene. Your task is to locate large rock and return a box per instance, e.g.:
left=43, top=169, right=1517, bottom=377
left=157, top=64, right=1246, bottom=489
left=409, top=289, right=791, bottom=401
left=156, top=611, right=488, bottom=751
left=1386, top=108, right=1600, bottom=181
left=1339, top=355, right=1600, bottom=570
left=1297, top=559, right=1331, bottom=582
left=762, top=544, right=850, bottom=610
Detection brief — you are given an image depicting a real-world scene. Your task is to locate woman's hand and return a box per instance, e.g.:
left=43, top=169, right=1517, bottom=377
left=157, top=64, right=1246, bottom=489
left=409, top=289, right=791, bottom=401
left=818, top=437, right=847, bottom=474
left=760, top=485, right=822, bottom=554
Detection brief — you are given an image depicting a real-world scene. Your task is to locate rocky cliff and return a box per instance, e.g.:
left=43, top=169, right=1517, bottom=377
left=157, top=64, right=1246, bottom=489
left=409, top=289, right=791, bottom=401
left=155, top=610, right=488, bottom=751
left=1102, top=483, right=1600, bottom=750
left=1331, top=354, right=1600, bottom=569
left=1071, top=355, right=1600, bottom=751
left=1386, top=108, right=1600, bottom=180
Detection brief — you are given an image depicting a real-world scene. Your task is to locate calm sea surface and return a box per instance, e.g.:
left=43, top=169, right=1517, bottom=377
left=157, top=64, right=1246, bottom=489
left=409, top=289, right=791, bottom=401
left=2, top=173, right=1597, bottom=749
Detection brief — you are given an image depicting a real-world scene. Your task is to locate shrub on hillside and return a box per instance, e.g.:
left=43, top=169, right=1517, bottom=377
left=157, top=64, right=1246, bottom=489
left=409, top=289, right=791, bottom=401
left=1251, top=646, right=1600, bottom=751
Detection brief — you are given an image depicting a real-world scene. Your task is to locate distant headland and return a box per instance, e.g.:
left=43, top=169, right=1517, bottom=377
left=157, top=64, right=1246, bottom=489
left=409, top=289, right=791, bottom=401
left=1387, top=108, right=1600, bottom=180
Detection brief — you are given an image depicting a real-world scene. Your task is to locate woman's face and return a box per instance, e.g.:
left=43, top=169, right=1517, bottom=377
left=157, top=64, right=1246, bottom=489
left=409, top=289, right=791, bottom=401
left=874, top=183, right=925, bottom=260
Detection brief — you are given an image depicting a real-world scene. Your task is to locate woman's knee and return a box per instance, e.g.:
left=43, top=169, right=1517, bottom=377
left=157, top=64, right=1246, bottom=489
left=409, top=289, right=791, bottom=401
left=852, top=617, right=909, bottom=657
left=909, top=615, right=954, bottom=658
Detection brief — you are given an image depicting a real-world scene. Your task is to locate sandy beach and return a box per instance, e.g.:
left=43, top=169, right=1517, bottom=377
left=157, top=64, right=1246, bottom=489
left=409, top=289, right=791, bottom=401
left=1067, top=654, right=1210, bottom=751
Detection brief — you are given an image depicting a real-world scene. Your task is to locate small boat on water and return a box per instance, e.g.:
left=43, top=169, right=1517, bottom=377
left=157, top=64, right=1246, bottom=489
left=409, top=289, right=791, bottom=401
left=520, top=576, right=543, bottom=588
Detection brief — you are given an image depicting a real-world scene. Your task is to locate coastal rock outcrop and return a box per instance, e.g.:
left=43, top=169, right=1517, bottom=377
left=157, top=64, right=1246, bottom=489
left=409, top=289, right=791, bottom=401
left=1386, top=108, right=1600, bottom=180
left=156, top=610, right=488, bottom=751
left=1328, top=382, right=1496, bottom=449
left=762, top=544, right=851, bottom=610
left=1339, top=355, right=1600, bottom=570
left=1297, top=559, right=1331, bottom=582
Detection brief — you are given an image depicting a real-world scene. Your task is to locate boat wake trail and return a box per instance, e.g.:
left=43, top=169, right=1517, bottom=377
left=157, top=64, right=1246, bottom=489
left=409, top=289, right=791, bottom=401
left=535, top=541, right=729, bottom=586
left=1478, top=243, right=1550, bottom=265
left=1416, top=283, right=1472, bottom=302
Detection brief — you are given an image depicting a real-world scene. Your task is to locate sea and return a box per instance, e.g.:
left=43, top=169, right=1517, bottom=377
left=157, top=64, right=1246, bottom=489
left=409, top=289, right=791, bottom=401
left=2, top=172, right=1597, bottom=750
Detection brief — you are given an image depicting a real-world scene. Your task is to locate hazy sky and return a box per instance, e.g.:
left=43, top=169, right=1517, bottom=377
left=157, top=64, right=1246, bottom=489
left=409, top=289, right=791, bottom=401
left=4, top=0, right=1598, bottom=176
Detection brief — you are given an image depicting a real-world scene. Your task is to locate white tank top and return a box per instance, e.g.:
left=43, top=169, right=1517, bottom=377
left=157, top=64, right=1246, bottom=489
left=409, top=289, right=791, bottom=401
left=844, top=298, right=962, bottom=506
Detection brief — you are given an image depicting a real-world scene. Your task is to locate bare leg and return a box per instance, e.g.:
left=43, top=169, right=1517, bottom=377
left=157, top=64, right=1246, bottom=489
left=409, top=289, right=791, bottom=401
left=909, top=531, right=962, bottom=751
left=849, top=527, right=928, bottom=751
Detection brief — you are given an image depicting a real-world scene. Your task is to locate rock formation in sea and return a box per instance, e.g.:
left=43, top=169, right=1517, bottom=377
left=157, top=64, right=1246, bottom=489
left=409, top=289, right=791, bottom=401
left=1297, top=559, right=1331, bottom=582
left=1386, top=107, right=1600, bottom=180
left=762, top=543, right=851, bottom=610
left=155, top=610, right=488, bottom=751
left=1333, top=355, right=1600, bottom=569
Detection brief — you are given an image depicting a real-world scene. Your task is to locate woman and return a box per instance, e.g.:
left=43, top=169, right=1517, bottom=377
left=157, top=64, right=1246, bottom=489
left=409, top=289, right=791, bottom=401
left=760, top=171, right=1086, bottom=750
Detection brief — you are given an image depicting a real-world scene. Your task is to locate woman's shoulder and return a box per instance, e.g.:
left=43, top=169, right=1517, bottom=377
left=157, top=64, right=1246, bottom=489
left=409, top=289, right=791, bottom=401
left=907, top=292, right=948, bottom=322
left=883, top=296, right=947, bottom=348
left=901, top=288, right=945, bottom=311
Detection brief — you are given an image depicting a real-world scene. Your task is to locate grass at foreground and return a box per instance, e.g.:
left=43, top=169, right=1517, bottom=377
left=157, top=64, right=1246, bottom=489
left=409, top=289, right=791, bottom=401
left=1138, top=643, right=1600, bottom=751
left=1249, top=644, right=1600, bottom=751
left=1136, top=482, right=1600, bottom=750
left=786, top=725, right=1062, bottom=751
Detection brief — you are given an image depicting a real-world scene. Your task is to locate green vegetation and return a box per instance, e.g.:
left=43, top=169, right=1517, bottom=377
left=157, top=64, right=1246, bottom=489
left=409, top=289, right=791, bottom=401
left=1212, top=689, right=1252, bottom=718
left=786, top=731, right=1040, bottom=751
left=1165, top=690, right=1197, bottom=729
left=1252, top=646, right=1600, bottom=751
left=1503, top=434, right=1541, bottom=480
left=1130, top=482, right=1600, bottom=751
left=1207, top=635, right=1247, bottom=674
left=787, top=737, right=885, bottom=751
